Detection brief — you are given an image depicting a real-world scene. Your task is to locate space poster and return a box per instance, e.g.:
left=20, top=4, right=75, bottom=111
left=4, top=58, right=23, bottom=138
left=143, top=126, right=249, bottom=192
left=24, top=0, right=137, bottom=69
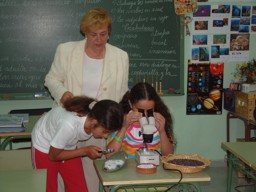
left=186, top=3, right=255, bottom=115
left=186, top=62, right=223, bottom=115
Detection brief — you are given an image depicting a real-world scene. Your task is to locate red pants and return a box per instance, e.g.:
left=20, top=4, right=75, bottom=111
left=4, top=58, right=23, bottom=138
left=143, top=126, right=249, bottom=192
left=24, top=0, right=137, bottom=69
left=32, top=147, right=88, bottom=192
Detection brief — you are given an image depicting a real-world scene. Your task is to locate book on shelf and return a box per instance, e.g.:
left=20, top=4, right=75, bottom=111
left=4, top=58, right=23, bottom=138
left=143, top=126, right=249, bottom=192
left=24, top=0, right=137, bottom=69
left=229, top=82, right=256, bottom=93
left=0, top=127, right=25, bottom=133
left=241, top=83, right=256, bottom=93
left=0, top=114, right=26, bottom=128
left=229, top=82, right=242, bottom=91
left=9, top=113, right=29, bottom=123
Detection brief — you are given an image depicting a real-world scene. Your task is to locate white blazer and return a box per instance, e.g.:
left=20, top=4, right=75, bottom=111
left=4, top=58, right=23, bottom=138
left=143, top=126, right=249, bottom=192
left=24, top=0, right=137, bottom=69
left=45, top=39, right=129, bottom=105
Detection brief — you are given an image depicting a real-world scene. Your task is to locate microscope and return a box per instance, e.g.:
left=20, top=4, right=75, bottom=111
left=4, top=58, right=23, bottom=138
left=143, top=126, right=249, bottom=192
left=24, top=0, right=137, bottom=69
left=135, top=109, right=160, bottom=165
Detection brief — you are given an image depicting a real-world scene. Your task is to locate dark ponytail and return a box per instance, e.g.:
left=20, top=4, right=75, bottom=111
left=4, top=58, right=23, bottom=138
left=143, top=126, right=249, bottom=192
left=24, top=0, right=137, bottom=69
left=63, top=96, right=94, bottom=115
left=88, top=100, right=124, bottom=132
left=119, top=91, right=131, bottom=113
left=63, top=96, right=123, bottom=132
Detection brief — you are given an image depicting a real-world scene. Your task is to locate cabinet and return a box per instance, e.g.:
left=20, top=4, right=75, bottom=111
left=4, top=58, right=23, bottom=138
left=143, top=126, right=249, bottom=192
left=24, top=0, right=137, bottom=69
left=226, top=111, right=256, bottom=142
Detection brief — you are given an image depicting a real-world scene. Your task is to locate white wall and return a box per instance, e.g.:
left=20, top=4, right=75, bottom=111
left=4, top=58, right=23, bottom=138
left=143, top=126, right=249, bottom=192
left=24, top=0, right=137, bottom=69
left=1, top=0, right=255, bottom=160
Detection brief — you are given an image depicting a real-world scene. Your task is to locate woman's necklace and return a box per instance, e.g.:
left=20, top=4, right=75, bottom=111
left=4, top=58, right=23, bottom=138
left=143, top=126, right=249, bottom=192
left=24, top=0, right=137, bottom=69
left=85, top=46, right=105, bottom=59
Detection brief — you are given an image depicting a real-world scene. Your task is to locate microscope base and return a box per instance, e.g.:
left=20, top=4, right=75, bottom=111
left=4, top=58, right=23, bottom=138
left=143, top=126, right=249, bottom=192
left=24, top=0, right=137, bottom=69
left=135, top=150, right=160, bottom=165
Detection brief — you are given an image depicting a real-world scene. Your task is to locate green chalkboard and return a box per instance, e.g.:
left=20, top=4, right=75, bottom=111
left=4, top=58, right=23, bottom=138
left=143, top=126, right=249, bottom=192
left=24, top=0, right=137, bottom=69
left=0, top=0, right=184, bottom=100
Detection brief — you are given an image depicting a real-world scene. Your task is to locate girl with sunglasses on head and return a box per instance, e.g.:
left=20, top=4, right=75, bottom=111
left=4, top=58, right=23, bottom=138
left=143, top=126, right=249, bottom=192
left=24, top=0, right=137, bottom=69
left=107, top=82, right=174, bottom=158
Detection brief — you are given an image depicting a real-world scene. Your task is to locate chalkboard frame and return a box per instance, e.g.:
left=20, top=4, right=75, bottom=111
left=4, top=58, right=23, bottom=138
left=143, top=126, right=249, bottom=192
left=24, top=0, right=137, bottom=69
left=0, top=0, right=185, bottom=100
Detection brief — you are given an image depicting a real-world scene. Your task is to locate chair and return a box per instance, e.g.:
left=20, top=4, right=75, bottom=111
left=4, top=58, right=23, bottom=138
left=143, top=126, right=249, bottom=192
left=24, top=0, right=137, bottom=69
left=2, top=108, right=51, bottom=150
left=0, top=136, right=32, bottom=150
left=9, top=108, right=51, bottom=116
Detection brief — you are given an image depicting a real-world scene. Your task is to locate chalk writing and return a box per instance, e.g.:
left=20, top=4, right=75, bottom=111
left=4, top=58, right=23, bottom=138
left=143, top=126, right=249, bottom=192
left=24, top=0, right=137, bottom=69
left=0, top=0, right=182, bottom=95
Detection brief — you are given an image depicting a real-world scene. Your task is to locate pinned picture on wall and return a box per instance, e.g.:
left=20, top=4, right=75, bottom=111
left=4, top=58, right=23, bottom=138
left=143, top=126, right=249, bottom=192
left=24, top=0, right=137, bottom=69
left=229, top=33, right=250, bottom=60
left=232, top=5, right=241, bottom=18
left=212, top=5, right=230, bottom=13
left=186, top=62, right=223, bottom=115
left=252, top=26, right=256, bottom=32
left=193, top=34, right=208, bottom=45
left=219, top=47, right=229, bottom=55
left=194, top=20, right=208, bottom=30
left=199, top=47, right=210, bottom=61
left=230, top=33, right=250, bottom=51
left=211, top=45, right=220, bottom=58
left=193, top=5, right=211, bottom=17
left=192, top=48, right=199, bottom=60
left=251, top=15, right=256, bottom=24
left=230, top=19, right=240, bottom=31
left=174, top=0, right=198, bottom=15
left=242, top=5, right=251, bottom=17
left=213, top=34, right=226, bottom=44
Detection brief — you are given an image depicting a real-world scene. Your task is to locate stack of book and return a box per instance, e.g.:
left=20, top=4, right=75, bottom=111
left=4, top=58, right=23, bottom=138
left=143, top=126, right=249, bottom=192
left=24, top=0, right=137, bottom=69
left=229, top=82, right=256, bottom=92
left=229, top=82, right=242, bottom=91
left=0, top=114, right=28, bottom=133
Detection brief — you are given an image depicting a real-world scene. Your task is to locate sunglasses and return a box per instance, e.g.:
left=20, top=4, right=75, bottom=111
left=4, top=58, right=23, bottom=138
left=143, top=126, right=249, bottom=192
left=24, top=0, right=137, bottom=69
left=138, top=108, right=154, bottom=117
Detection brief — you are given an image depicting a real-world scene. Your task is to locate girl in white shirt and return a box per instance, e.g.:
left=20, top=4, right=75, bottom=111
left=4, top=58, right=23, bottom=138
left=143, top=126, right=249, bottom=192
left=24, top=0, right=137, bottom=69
left=31, top=96, right=123, bottom=192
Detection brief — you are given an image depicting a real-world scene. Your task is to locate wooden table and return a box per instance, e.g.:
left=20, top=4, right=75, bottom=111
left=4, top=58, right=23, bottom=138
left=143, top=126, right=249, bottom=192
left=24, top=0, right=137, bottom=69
left=94, top=158, right=211, bottom=192
left=221, top=142, right=256, bottom=192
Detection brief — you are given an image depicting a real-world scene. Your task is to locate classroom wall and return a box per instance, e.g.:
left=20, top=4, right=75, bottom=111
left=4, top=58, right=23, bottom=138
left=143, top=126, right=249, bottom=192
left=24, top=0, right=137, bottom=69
left=1, top=0, right=255, bottom=161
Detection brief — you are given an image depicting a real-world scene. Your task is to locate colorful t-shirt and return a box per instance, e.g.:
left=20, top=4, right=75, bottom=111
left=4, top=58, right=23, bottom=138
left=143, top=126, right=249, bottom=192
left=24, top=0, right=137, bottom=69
left=109, top=124, right=160, bottom=158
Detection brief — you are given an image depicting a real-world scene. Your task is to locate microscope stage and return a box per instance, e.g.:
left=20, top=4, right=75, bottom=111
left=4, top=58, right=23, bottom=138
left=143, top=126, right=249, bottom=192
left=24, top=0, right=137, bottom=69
left=135, top=150, right=160, bottom=165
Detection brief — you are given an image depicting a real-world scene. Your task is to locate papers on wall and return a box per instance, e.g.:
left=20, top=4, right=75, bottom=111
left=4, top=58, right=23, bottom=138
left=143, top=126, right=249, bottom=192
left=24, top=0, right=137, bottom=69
left=190, top=4, right=255, bottom=63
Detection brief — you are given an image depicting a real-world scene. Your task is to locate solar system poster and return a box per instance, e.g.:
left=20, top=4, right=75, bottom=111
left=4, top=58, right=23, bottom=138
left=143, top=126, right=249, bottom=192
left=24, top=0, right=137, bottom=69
left=186, top=62, right=223, bottom=115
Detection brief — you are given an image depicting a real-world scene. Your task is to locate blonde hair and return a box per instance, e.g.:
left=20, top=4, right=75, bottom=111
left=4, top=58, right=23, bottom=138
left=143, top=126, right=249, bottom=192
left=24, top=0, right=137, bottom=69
left=80, top=7, right=112, bottom=35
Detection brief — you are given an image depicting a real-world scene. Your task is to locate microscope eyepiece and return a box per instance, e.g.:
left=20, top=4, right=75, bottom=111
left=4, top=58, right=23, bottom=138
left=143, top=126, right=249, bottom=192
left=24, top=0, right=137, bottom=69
left=147, top=109, right=154, bottom=117
left=138, top=109, right=146, bottom=116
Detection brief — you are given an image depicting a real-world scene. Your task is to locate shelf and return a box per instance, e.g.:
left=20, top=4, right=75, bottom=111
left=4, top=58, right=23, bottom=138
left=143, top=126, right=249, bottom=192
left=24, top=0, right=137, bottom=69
left=226, top=111, right=256, bottom=142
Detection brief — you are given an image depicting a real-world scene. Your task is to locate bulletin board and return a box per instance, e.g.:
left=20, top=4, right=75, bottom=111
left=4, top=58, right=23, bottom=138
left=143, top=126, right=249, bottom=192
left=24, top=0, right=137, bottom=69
left=186, top=2, right=256, bottom=115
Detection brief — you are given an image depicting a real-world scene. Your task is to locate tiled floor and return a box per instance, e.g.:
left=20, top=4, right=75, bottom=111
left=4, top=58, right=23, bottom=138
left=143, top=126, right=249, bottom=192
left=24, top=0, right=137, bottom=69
left=199, top=160, right=256, bottom=192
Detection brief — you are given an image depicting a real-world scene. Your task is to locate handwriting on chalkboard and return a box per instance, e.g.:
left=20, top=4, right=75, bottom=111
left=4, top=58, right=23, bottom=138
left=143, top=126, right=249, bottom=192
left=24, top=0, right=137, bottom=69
left=109, top=0, right=182, bottom=92
left=0, top=0, right=183, bottom=97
